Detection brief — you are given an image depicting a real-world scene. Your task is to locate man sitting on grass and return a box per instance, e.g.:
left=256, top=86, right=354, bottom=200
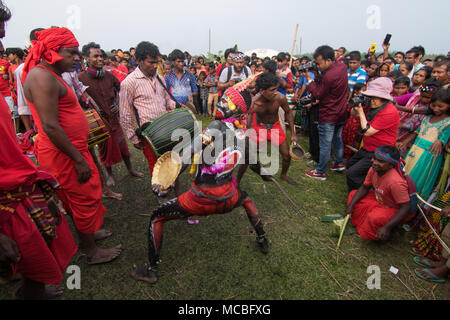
left=345, top=146, right=416, bottom=241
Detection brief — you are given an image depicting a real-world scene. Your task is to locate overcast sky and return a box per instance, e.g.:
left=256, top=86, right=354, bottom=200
left=3, top=0, right=449, bottom=56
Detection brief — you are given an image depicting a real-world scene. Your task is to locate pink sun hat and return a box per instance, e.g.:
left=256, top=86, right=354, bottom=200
left=362, top=77, right=393, bottom=101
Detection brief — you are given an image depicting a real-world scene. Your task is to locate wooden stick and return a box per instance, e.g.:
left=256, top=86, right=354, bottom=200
left=270, top=177, right=302, bottom=215
left=417, top=193, right=442, bottom=212
left=417, top=205, right=450, bottom=255
left=289, top=24, right=300, bottom=69
left=318, top=259, right=345, bottom=291
left=394, top=275, right=421, bottom=300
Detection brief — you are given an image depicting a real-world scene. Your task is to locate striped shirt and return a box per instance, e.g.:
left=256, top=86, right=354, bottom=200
left=119, top=67, right=176, bottom=145
left=206, top=75, right=217, bottom=94
left=347, top=66, right=367, bottom=89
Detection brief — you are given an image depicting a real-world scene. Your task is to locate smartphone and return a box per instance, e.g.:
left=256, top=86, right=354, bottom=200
left=369, top=43, right=377, bottom=53
left=383, top=34, right=392, bottom=46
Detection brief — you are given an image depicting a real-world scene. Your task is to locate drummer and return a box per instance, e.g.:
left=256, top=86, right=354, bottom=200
left=78, top=42, right=144, bottom=188
left=119, top=41, right=176, bottom=175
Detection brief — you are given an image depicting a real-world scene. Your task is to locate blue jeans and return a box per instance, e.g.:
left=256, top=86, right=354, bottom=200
left=317, top=122, right=344, bottom=174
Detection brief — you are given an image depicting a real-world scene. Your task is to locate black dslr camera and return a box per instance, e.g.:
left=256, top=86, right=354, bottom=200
left=349, top=94, right=371, bottom=108
left=297, top=61, right=317, bottom=72
left=298, top=94, right=315, bottom=106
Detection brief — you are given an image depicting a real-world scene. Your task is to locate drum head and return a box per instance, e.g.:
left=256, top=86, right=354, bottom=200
left=289, top=143, right=305, bottom=161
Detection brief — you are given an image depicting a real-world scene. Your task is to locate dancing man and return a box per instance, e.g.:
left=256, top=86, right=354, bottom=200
left=236, top=72, right=297, bottom=185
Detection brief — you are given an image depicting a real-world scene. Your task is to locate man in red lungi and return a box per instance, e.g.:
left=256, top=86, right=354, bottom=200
left=346, top=146, right=416, bottom=241
left=236, top=72, right=298, bottom=185
left=0, top=3, right=77, bottom=298
left=22, top=27, right=122, bottom=264
left=78, top=42, right=143, bottom=187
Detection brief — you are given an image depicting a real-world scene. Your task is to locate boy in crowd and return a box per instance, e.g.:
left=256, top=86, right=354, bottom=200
left=347, top=51, right=368, bottom=91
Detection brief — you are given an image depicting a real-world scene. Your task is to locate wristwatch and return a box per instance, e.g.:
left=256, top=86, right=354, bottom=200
left=360, top=124, right=371, bottom=134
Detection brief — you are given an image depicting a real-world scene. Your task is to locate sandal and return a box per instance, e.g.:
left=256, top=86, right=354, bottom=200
left=413, top=256, right=438, bottom=268
left=414, top=268, right=446, bottom=283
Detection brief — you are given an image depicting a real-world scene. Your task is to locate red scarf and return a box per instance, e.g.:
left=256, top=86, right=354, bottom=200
left=21, top=27, right=79, bottom=83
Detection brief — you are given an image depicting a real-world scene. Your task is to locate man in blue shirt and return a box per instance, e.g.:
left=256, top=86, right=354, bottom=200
left=165, top=49, right=198, bottom=106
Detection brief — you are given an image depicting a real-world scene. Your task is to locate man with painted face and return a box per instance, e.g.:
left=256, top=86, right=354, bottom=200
left=236, top=72, right=297, bottom=185
left=345, top=146, right=416, bottom=241
left=131, top=105, right=269, bottom=285
left=78, top=42, right=143, bottom=188
left=22, top=27, right=122, bottom=265
left=119, top=41, right=176, bottom=176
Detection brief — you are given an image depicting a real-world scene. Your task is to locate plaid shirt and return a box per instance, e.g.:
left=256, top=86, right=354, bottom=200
left=119, top=67, right=175, bottom=145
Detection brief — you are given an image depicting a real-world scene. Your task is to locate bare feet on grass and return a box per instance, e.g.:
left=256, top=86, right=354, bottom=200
left=102, top=189, right=123, bottom=200
left=281, top=174, right=297, bottom=185
left=94, top=228, right=113, bottom=241
left=130, top=264, right=157, bottom=284
left=86, top=245, right=122, bottom=265
left=129, top=168, right=144, bottom=179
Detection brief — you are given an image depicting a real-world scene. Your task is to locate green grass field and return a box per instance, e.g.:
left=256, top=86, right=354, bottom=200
left=1, top=116, right=449, bottom=300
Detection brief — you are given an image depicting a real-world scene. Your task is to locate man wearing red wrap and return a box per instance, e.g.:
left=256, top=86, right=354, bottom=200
left=22, top=27, right=122, bottom=265
left=78, top=42, right=143, bottom=187
left=236, top=72, right=298, bottom=185
left=0, top=4, right=77, bottom=299
left=346, top=146, right=416, bottom=241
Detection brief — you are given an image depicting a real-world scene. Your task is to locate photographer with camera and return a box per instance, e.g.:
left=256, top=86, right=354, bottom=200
left=303, top=45, right=349, bottom=181
left=218, top=52, right=252, bottom=93
left=346, top=77, right=400, bottom=191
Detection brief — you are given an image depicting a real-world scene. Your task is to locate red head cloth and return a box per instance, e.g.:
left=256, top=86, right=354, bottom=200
left=21, top=27, right=79, bottom=83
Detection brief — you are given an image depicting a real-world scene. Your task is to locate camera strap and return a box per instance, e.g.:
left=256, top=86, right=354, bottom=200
left=366, top=101, right=390, bottom=122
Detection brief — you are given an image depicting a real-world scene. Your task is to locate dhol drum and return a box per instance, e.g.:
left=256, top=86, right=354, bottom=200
left=85, top=109, right=110, bottom=148
left=141, top=108, right=198, bottom=157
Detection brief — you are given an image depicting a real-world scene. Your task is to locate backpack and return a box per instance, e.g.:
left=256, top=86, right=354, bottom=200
left=225, top=65, right=249, bottom=83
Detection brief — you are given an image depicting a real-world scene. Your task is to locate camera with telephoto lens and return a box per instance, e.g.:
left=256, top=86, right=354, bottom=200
left=297, top=61, right=317, bottom=72
left=349, top=94, right=371, bottom=108
left=298, top=94, right=315, bottom=106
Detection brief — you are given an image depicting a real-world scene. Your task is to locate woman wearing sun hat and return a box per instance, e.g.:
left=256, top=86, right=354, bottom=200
left=346, top=77, right=400, bottom=191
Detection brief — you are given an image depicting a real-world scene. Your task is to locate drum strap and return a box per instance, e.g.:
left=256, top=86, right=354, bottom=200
left=134, top=75, right=183, bottom=139
left=155, top=76, right=182, bottom=109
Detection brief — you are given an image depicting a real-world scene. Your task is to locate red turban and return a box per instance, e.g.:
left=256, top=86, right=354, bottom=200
left=21, top=27, right=79, bottom=83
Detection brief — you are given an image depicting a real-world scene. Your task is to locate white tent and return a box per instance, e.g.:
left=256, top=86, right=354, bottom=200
left=244, top=48, right=279, bottom=58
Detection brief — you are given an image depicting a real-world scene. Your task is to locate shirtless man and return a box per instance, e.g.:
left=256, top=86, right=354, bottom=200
left=236, top=72, right=297, bottom=185
left=22, top=27, right=121, bottom=265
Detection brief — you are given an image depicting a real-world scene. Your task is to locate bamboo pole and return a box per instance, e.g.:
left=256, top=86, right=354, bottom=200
left=289, top=24, right=300, bottom=69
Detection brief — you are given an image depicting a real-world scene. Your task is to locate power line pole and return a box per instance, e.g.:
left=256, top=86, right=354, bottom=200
left=209, top=28, right=211, bottom=54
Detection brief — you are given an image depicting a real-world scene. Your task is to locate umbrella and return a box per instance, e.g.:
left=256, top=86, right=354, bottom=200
left=243, top=48, right=280, bottom=59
